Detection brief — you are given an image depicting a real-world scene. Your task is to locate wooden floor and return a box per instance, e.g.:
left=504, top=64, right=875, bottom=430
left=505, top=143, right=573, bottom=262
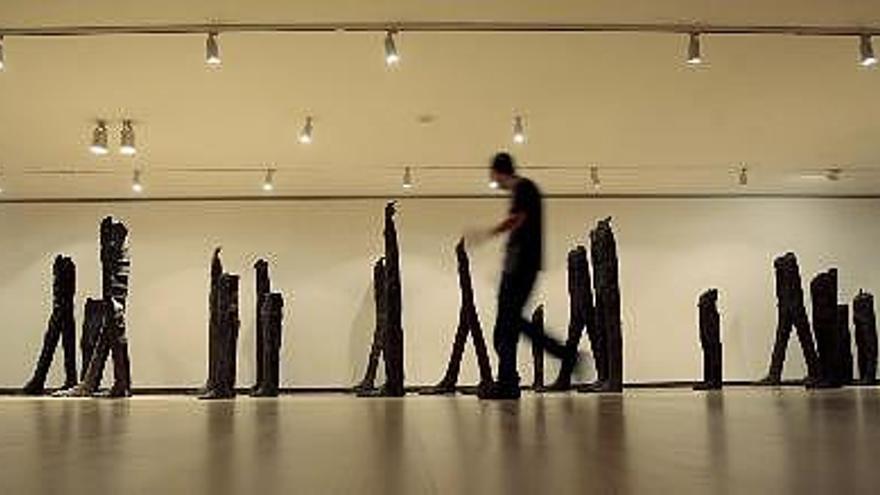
left=0, top=388, right=878, bottom=494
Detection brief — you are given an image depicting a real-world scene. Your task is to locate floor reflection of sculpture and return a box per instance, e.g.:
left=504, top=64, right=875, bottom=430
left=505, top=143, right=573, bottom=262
left=357, top=201, right=405, bottom=397
left=79, top=298, right=106, bottom=384
left=60, top=217, right=132, bottom=398
left=811, top=268, right=842, bottom=388
left=694, top=289, right=722, bottom=390
left=548, top=246, right=601, bottom=391
left=22, top=255, right=78, bottom=395
left=530, top=305, right=545, bottom=390
left=201, top=250, right=241, bottom=400
left=250, top=259, right=270, bottom=394
left=252, top=292, right=284, bottom=397
left=853, top=291, right=878, bottom=385
left=420, top=240, right=492, bottom=395
left=758, top=253, right=821, bottom=386
left=579, top=218, right=623, bottom=393
left=837, top=304, right=853, bottom=385
left=354, top=259, right=387, bottom=394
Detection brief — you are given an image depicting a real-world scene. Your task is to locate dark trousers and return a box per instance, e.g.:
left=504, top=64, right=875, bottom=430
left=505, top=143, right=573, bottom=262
left=494, top=267, right=568, bottom=386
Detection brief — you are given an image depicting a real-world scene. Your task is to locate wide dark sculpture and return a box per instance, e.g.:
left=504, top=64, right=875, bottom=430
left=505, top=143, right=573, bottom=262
left=23, top=255, right=77, bottom=395
left=837, top=304, right=854, bottom=385
left=420, top=240, right=492, bottom=395
left=531, top=305, right=545, bottom=390
left=201, top=247, right=241, bottom=400
left=252, top=292, right=284, bottom=397
left=694, top=289, right=722, bottom=390
left=853, top=291, right=878, bottom=385
left=60, top=217, right=132, bottom=398
left=758, top=253, right=822, bottom=386
left=811, top=268, right=843, bottom=388
left=547, top=246, right=601, bottom=391
left=579, top=217, right=623, bottom=393
left=356, top=201, right=405, bottom=397
left=250, top=259, right=271, bottom=394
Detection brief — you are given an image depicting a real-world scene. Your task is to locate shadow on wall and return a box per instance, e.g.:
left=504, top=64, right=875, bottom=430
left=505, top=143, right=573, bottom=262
left=348, top=287, right=381, bottom=385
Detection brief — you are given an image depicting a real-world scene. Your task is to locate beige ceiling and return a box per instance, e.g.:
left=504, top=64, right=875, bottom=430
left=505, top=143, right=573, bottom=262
left=1, top=0, right=880, bottom=199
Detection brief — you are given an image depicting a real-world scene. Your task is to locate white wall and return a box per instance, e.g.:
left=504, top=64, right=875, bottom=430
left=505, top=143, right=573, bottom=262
left=1, top=197, right=878, bottom=388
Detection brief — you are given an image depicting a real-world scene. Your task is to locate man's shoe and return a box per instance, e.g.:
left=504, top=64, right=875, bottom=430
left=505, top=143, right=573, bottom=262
left=477, top=381, right=521, bottom=400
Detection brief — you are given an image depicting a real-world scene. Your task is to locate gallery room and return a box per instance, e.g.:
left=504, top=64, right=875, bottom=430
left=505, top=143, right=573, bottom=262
left=1, top=1, right=879, bottom=493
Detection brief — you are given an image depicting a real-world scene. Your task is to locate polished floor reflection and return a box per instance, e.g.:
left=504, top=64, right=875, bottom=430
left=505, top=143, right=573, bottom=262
left=1, top=388, right=879, bottom=494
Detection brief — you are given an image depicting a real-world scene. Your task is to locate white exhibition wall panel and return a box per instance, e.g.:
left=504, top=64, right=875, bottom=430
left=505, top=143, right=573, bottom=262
left=0, top=197, right=878, bottom=387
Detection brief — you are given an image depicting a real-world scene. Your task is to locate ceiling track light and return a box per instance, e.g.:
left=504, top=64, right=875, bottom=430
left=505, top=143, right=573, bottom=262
left=402, top=166, right=414, bottom=189
left=120, top=119, right=136, bottom=156
left=384, top=30, right=400, bottom=66
left=488, top=179, right=500, bottom=190
left=738, top=166, right=748, bottom=186
left=589, top=166, right=601, bottom=190
left=90, top=121, right=109, bottom=155
left=206, top=32, right=221, bottom=66
left=859, top=34, right=877, bottom=67
left=686, top=32, right=703, bottom=65
left=513, top=115, right=526, bottom=144
left=298, top=116, right=314, bottom=144
left=262, top=168, right=275, bottom=191
left=131, top=169, right=143, bottom=193
left=0, top=35, right=5, bottom=71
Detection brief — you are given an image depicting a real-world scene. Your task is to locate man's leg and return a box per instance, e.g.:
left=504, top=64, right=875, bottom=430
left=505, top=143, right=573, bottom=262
left=492, top=272, right=524, bottom=390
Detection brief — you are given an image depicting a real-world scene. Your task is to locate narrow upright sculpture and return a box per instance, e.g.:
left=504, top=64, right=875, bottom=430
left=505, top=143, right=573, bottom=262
left=811, top=268, right=842, bottom=388
left=251, top=259, right=271, bottom=393
left=531, top=305, right=545, bottom=390
left=62, top=217, right=132, bottom=397
left=23, top=255, right=78, bottom=395
left=356, top=201, right=405, bottom=397
left=252, top=292, right=284, bottom=397
left=837, top=304, right=854, bottom=385
left=853, top=291, right=878, bottom=385
left=201, top=247, right=241, bottom=400
left=79, top=298, right=105, bottom=383
left=420, top=240, right=492, bottom=395
left=548, top=246, right=601, bottom=391
left=759, top=253, right=822, bottom=386
left=579, top=217, right=623, bottom=393
left=354, top=259, right=387, bottom=393
left=694, top=289, right=722, bottom=390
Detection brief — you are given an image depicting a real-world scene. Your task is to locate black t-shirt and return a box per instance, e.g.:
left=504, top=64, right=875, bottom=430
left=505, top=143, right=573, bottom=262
left=505, top=177, right=543, bottom=272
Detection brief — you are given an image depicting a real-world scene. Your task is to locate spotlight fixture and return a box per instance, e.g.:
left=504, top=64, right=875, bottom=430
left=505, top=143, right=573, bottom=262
left=859, top=35, right=877, bottom=67
left=825, top=167, right=842, bottom=182
left=206, top=32, right=221, bottom=66
left=119, top=120, right=137, bottom=156
left=488, top=179, right=499, bottom=190
left=131, top=169, right=143, bottom=193
left=402, top=166, right=414, bottom=189
left=0, top=35, right=5, bottom=71
left=738, top=166, right=748, bottom=186
left=513, top=115, right=526, bottom=144
left=89, top=121, right=109, bottom=155
left=384, top=30, right=400, bottom=66
left=590, top=166, right=601, bottom=190
left=298, top=116, right=314, bottom=144
left=686, top=33, right=703, bottom=65
left=262, top=168, right=275, bottom=192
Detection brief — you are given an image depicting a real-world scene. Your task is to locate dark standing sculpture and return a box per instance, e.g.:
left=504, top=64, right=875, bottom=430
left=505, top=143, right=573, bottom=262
left=579, top=218, right=623, bottom=393
left=354, top=259, right=387, bottom=394
left=758, top=253, right=822, bottom=386
left=531, top=305, right=545, bottom=390
left=837, top=304, right=854, bottom=385
left=853, top=291, right=878, bottom=385
left=420, top=240, right=492, bottom=395
left=357, top=202, right=405, bottom=397
left=811, top=268, right=842, bottom=388
left=694, top=289, right=722, bottom=390
left=60, top=217, right=132, bottom=398
left=79, top=298, right=105, bottom=383
left=201, top=247, right=241, bottom=400
left=251, top=259, right=271, bottom=393
left=252, top=292, right=284, bottom=397
left=23, top=255, right=78, bottom=395
left=548, top=246, right=601, bottom=391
